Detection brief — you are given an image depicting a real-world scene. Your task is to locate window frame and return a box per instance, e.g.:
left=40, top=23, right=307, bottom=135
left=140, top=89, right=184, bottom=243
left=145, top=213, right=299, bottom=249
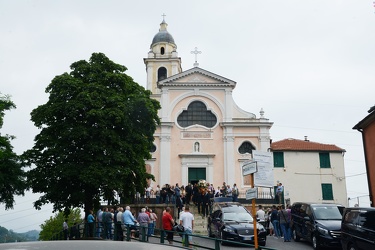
left=321, top=183, right=334, bottom=200
left=158, top=67, right=167, bottom=81
left=238, top=141, right=255, bottom=154
left=150, top=144, right=157, bottom=153
left=273, top=151, right=284, bottom=168
left=319, top=152, right=331, bottom=168
left=177, top=101, right=217, bottom=128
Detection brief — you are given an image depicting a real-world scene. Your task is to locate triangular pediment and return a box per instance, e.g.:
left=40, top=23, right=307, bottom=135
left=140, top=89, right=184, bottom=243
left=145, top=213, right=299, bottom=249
left=158, top=67, right=236, bottom=88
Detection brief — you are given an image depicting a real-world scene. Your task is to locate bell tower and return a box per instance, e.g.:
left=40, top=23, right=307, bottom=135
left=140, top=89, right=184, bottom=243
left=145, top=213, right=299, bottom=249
left=144, top=16, right=182, bottom=95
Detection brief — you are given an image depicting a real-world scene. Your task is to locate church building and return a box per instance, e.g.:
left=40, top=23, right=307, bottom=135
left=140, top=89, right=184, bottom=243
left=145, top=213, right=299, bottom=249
left=144, top=18, right=273, bottom=190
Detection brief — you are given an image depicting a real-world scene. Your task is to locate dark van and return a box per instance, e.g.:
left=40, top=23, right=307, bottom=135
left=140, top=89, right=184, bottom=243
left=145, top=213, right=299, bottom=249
left=341, top=207, right=375, bottom=250
left=291, top=202, right=344, bottom=250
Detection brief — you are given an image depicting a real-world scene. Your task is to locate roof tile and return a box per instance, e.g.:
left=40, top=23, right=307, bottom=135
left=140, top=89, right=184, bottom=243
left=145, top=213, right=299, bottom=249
left=271, top=138, right=345, bottom=152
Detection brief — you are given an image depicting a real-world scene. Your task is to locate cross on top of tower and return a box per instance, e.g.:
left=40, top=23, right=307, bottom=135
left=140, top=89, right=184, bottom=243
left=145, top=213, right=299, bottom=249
left=162, top=13, right=166, bottom=22
left=191, top=47, right=202, bottom=67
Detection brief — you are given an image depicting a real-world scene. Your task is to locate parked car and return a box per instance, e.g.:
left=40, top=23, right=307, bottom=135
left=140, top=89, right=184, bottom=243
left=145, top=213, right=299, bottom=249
left=341, top=207, right=375, bottom=250
left=207, top=197, right=267, bottom=246
left=291, top=202, right=344, bottom=250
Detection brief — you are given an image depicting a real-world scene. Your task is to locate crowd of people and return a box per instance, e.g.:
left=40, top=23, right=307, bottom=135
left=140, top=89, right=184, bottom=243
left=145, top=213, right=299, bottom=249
left=103, top=181, right=239, bottom=240
left=93, top=205, right=159, bottom=240
left=62, top=181, right=239, bottom=241
left=68, top=203, right=196, bottom=248
left=256, top=203, right=292, bottom=243
left=146, top=182, right=239, bottom=216
left=62, top=181, right=285, bottom=246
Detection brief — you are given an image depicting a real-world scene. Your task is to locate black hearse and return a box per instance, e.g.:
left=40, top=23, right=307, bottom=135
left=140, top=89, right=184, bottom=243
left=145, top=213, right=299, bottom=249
left=291, top=202, right=344, bottom=250
left=207, top=197, right=267, bottom=246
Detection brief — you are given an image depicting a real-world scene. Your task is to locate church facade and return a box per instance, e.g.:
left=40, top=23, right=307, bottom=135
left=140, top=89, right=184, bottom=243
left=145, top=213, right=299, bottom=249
left=144, top=18, right=273, bottom=190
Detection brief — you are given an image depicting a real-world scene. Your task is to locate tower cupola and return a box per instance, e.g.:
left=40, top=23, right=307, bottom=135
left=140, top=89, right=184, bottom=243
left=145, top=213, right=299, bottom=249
left=144, top=16, right=182, bottom=95
left=151, top=19, right=176, bottom=47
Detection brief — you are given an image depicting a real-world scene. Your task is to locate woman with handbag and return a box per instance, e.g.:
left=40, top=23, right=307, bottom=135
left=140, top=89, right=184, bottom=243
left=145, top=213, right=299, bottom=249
left=162, top=207, right=174, bottom=244
left=148, top=208, right=157, bottom=236
left=279, top=205, right=292, bottom=242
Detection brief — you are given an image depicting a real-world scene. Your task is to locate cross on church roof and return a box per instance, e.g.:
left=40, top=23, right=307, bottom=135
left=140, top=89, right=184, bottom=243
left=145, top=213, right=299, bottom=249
left=191, top=47, right=202, bottom=67
left=162, top=13, right=166, bottom=21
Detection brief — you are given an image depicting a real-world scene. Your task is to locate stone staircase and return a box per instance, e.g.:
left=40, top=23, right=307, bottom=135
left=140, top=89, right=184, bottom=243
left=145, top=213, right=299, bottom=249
left=189, top=204, right=208, bottom=236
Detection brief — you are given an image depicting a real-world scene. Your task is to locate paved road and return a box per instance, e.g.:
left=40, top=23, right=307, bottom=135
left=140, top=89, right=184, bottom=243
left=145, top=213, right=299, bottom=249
left=0, top=235, right=317, bottom=250
left=221, top=236, right=314, bottom=250
left=147, top=234, right=315, bottom=250
left=0, top=240, right=182, bottom=250
left=186, top=235, right=314, bottom=250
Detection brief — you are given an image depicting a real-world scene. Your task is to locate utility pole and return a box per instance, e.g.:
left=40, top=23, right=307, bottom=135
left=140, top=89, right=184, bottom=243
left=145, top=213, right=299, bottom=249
left=243, top=161, right=259, bottom=250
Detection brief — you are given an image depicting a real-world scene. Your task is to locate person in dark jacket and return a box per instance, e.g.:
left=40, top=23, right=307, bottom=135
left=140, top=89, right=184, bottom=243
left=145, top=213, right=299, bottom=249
left=70, top=222, right=80, bottom=239
left=270, top=205, right=281, bottom=238
left=192, top=184, right=199, bottom=205
left=161, top=185, right=168, bottom=204
left=176, top=194, right=184, bottom=216
left=104, top=208, right=113, bottom=239
left=208, top=190, right=214, bottom=214
left=202, top=190, right=210, bottom=217
left=185, top=184, right=192, bottom=205
left=196, top=190, right=202, bottom=215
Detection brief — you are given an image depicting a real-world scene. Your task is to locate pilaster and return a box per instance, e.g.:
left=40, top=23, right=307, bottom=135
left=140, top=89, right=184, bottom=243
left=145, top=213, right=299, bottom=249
left=223, top=132, right=235, bottom=185
left=159, top=133, right=171, bottom=185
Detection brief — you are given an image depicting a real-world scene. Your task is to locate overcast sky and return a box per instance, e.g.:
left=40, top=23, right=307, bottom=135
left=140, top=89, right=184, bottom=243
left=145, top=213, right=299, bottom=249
left=1, top=1, right=374, bottom=233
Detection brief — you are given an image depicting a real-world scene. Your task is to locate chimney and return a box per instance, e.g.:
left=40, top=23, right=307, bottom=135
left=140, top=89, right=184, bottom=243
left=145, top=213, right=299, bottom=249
left=304, top=136, right=309, bottom=141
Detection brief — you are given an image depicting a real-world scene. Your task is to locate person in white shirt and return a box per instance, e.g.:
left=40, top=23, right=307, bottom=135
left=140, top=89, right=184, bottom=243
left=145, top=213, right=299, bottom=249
left=256, top=205, right=266, bottom=222
left=180, top=205, right=194, bottom=248
left=226, top=184, right=232, bottom=197
left=232, top=183, right=239, bottom=202
left=146, top=185, right=153, bottom=203
left=276, top=183, right=284, bottom=204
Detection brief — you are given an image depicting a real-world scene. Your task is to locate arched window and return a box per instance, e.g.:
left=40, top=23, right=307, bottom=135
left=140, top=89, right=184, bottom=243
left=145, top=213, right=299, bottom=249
left=158, top=67, right=167, bottom=81
left=150, top=144, right=156, bottom=153
left=239, top=141, right=255, bottom=154
left=161, top=47, right=165, bottom=55
left=177, top=101, right=217, bottom=128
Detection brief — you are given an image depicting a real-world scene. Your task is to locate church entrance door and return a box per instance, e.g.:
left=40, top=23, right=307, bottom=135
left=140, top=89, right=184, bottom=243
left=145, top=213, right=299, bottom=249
left=188, top=168, right=206, bottom=185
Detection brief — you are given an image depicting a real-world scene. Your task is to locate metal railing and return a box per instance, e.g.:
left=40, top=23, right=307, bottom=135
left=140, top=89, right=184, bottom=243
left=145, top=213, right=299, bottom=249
left=130, top=189, right=276, bottom=205
left=50, top=222, right=277, bottom=250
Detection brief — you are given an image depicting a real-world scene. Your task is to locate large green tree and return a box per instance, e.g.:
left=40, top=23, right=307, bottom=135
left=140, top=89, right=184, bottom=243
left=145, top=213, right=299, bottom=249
left=39, top=208, right=82, bottom=241
left=0, top=94, right=26, bottom=209
left=24, top=53, right=160, bottom=215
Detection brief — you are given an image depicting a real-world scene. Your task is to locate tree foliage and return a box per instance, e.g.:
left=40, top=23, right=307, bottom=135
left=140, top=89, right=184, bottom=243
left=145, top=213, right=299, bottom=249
left=39, top=208, right=82, bottom=241
left=24, top=53, right=160, bottom=214
left=0, top=226, right=38, bottom=243
left=0, top=94, right=26, bottom=209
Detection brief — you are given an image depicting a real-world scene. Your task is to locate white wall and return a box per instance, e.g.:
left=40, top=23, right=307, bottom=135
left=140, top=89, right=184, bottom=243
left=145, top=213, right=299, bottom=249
left=273, top=151, right=347, bottom=206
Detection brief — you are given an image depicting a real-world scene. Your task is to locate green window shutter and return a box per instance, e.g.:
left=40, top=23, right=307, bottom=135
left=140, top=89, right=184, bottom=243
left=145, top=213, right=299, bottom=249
left=319, top=152, right=331, bottom=168
left=322, top=183, right=334, bottom=200
left=273, top=152, right=284, bottom=168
